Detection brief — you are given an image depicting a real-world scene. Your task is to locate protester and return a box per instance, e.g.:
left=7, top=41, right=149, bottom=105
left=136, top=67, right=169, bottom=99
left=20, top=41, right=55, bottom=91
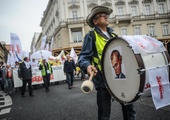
left=75, top=63, right=81, bottom=77
left=63, top=54, right=76, bottom=89
left=31, top=58, right=38, bottom=67
left=39, top=59, right=53, bottom=92
left=15, top=61, right=20, bottom=69
left=18, top=57, right=34, bottom=97
left=78, top=6, right=136, bottom=120
left=3, top=64, right=13, bottom=96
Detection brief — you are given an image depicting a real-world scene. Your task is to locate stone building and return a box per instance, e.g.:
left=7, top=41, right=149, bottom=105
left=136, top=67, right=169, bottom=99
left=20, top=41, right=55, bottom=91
left=0, top=41, right=9, bottom=63
left=34, top=0, right=170, bottom=55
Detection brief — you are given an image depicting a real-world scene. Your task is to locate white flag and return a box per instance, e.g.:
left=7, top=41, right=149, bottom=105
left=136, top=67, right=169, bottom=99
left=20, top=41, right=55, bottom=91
left=59, top=50, right=66, bottom=63
left=50, top=36, right=54, bottom=52
left=41, top=36, right=46, bottom=50
left=148, top=67, right=170, bottom=109
left=70, top=47, right=78, bottom=63
left=10, top=33, right=23, bottom=62
left=9, top=51, right=18, bottom=67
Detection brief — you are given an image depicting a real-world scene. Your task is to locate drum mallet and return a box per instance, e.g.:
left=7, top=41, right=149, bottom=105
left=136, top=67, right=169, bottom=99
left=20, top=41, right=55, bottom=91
left=81, top=71, right=94, bottom=94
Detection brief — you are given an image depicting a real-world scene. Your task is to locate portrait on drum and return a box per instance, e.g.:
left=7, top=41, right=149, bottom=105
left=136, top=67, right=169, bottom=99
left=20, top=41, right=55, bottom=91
left=110, top=49, right=126, bottom=79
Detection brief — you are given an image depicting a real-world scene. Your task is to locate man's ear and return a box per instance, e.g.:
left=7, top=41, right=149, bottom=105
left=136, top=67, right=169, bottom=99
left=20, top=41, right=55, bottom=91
left=93, top=19, right=97, bottom=25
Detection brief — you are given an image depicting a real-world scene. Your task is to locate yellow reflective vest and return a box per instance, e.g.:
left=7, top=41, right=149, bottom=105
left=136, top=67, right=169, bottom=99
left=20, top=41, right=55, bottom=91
left=41, top=62, right=52, bottom=76
left=92, top=31, right=115, bottom=71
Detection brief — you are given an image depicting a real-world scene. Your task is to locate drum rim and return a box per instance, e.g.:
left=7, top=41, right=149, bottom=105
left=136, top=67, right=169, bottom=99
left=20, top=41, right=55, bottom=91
left=101, top=37, right=146, bottom=103
left=164, top=51, right=170, bottom=82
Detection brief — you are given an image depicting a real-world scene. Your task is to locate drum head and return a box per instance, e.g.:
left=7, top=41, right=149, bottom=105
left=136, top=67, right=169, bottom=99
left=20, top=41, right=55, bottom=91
left=101, top=37, right=142, bottom=103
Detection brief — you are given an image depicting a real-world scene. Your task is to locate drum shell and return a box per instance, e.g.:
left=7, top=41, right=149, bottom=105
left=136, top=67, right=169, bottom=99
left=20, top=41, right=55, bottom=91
left=101, top=37, right=170, bottom=104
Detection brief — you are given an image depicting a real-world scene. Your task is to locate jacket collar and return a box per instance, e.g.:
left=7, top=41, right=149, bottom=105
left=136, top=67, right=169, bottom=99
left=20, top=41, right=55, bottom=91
left=94, top=26, right=114, bottom=39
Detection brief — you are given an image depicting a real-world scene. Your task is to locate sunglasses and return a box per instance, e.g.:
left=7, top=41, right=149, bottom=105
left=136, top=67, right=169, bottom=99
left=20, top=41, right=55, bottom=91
left=94, top=14, right=109, bottom=19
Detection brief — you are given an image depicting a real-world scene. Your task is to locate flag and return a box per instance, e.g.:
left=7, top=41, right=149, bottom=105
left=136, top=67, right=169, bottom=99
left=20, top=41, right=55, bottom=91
left=148, top=67, right=170, bottom=109
left=10, top=33, right=23, bottom=62
left=59, top=50, right=66, bottom=63
left=9, top=51, right=18, bottom=67
left=70, top=47, right=78, bottom=63
left=50, top=36, right=54, bottom=52
left=41, top=36, right=46, bottom=50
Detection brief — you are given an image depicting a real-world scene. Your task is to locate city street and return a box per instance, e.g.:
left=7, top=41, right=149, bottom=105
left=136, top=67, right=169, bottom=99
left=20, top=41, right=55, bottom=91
left=0, top=78, right=170, bottom=120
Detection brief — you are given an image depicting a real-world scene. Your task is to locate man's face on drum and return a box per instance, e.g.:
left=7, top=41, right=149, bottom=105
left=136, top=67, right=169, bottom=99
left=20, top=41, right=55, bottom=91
left=111, top=53, right=121, bottom=76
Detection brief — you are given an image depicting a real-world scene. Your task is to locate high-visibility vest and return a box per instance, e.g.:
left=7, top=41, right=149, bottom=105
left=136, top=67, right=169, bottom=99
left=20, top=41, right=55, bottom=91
left=41, top=62, right=52, bottom=76
left=92, top=31, right=116, bottom=71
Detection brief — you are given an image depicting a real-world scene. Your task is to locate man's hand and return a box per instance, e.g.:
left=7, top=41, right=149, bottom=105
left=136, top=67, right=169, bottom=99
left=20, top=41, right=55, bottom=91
left=87, top=65, right=98, bottom=76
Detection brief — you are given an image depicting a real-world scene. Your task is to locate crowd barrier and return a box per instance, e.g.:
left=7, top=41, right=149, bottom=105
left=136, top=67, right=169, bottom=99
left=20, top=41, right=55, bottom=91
left=13, top=65, right=66, bottom=88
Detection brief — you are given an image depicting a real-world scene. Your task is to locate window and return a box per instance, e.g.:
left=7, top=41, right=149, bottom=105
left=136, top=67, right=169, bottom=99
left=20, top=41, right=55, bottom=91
left=131, top=6, right=137, bottom=16
left=134, top=26, right=141, bottom=35
left=117, top=7, right=123, bottom=15
left=163, top=24, right=169, bottom=35
left=72, top=31, right=82, bottom=43
left=148, top=26, right=155, bottom=36
left=72, top=10, right=78, bottom=19
left=158, top=3, right=164, bottom=14
left=121, top=28, right=127, bottom=35
left=71, top=0, right=75, bottom=2
left=145, top=5, right=151, bottom=15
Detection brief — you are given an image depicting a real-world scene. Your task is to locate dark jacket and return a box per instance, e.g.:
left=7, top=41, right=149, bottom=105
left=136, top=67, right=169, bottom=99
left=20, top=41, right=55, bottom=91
left=78, top=26, right=115, bottom=89
left=18, top=62, right=32, bottom=80
left=63, top=60, right=76, bottom=73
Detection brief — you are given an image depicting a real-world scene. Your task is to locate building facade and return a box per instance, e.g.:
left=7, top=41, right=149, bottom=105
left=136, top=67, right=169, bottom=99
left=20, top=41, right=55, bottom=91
left=38, top=0, right=170, bottom=55
left=0, top=41, right=9, bottom=63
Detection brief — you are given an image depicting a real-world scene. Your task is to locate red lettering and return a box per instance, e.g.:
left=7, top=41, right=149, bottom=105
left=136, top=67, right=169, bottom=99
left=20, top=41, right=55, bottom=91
left=136, top=41, right=146, bottom=49
left=156, top=76, right=164, bottom=99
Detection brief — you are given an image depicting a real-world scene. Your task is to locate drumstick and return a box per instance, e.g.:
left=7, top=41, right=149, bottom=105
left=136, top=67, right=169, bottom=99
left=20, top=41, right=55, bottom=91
left=89, top=71, right=94, bottom=81
left=81, top=71, right=94, bottom=93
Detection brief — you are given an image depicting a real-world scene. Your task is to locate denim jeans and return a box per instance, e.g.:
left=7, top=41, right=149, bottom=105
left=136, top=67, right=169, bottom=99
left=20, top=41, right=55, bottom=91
left=4, top=78, right=13, bottom=94
left=97, top=88, right=136, bottom=120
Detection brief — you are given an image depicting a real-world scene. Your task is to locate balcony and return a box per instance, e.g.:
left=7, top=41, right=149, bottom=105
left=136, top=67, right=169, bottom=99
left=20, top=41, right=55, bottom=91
left=67, top=17, right=85, bottom=24
left=115, top=14, right=131, bottom=24
left=132, top=12, right=170, bottom=21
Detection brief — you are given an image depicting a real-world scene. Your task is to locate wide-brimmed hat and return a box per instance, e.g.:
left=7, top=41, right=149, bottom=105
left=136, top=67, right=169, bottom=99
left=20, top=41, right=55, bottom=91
left=86, top=6, right=113, bottom=28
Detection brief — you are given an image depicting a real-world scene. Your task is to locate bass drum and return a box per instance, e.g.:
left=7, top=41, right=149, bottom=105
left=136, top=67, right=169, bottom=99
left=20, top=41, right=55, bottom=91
left=101, top=36, right=170, bottom=104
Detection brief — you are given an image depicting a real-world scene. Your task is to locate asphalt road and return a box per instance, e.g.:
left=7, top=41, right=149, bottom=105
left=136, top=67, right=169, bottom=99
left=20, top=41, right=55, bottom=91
left=0, top=78, right=170, bottom=120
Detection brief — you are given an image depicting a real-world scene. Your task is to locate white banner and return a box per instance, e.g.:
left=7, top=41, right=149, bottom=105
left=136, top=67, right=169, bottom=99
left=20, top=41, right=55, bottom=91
left=10, top=33, right=23, bottom=62
left=13, top=65, right=66, bottom=88
left=148, top=67, right=170, bottom=109
left=122, top=35, right=166, bottom=55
